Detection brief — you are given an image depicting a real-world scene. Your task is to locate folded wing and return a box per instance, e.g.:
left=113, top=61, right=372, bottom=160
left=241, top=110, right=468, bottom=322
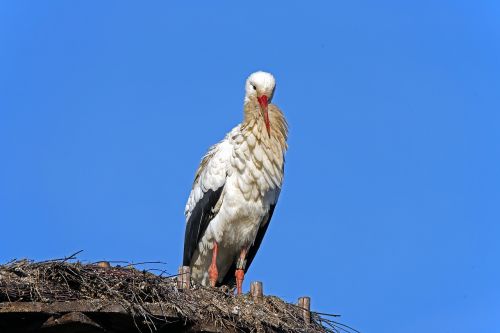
left=183, top=136, right=233, bottom=266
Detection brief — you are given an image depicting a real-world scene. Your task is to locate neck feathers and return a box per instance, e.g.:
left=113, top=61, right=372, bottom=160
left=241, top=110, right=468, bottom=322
left=242, top=101, right=288, bottom=151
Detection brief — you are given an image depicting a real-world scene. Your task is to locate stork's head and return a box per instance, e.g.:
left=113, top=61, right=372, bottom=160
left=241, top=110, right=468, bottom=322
left=244, top=71, right=276, bottom=137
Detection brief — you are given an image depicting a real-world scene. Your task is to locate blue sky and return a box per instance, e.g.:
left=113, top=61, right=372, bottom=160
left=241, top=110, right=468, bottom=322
left=1, top=1, right=499, bottom=332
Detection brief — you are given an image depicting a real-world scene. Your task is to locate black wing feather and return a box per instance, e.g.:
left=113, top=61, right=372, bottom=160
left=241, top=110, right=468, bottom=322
left=220, top=203, right=276, bottom=286
left=183, top=186, right=224, bottom=266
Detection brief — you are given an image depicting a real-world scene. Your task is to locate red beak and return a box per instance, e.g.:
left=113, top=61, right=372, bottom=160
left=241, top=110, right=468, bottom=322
left=257, top=95, right=270, bottom=137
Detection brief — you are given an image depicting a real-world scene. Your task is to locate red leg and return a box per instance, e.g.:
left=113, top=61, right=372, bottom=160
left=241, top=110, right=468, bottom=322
left=208, top=241, right=219, bottom=287
left=235, top=248, right=247, bottom=295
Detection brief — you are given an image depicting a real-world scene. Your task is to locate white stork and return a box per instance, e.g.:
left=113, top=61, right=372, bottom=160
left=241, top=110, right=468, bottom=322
left=183, top=71, right=288, bottom=294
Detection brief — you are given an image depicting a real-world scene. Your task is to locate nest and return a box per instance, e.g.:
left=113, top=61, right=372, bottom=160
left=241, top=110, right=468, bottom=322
left=0, top=258, right=355, bottom=333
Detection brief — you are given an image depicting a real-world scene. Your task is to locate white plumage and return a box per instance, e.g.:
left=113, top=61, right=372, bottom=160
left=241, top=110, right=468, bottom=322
left=183, top=71, right=288, bottom=293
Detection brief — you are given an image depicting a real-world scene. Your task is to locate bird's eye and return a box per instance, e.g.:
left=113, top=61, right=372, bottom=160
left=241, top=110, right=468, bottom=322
left=252, top=85, right=256, bottom=90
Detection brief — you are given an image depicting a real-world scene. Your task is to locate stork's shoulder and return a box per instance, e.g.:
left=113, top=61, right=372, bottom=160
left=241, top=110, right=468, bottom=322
left=185, top=126, right=240, bottom=218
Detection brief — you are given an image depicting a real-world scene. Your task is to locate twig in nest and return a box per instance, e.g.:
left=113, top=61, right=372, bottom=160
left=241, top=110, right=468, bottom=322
left=35, top=250, right=84, bottom=264
left=313, top=311, right=341, bottom=317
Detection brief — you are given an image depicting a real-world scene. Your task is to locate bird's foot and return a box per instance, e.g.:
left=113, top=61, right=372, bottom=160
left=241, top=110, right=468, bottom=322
left=235, top=269, right=244, bottom=295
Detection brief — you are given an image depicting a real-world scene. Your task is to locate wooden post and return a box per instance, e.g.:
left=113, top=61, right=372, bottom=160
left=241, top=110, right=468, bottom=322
left=298, top=296, right=311, bottom=324
left=250, top=281, right=263, bottom=301
left=177, top=266, right=190, bottom=290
